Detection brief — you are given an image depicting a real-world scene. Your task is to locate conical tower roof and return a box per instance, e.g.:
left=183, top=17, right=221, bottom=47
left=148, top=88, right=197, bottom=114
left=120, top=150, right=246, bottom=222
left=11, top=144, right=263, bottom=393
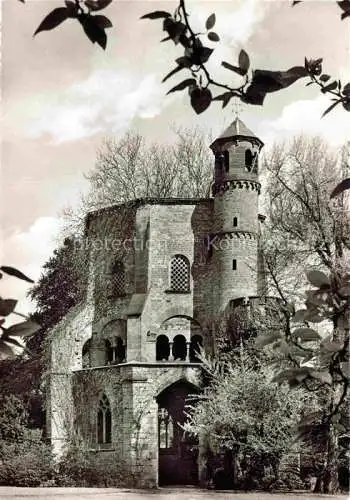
left=211, top=118, right=264, bottom=150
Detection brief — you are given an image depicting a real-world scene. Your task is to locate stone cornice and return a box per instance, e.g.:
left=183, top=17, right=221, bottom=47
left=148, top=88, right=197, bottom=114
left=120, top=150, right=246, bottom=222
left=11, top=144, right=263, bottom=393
left=212, top=230, right=258, bottom=241
left=212, top=179, right=261, bottom=196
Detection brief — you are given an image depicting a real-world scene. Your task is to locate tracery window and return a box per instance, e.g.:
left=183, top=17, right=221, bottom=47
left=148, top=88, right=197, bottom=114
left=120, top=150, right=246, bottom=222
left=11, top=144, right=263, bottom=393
left=97, top=394, right=111, bottom=445
left=158, top=407, right=174, bottom=449
left=169, top=255, right=190, bottom=292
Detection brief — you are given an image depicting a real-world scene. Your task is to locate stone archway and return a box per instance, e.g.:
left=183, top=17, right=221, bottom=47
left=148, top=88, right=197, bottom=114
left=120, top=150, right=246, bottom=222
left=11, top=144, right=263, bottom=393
left=157, top=380, right=200, bottom=486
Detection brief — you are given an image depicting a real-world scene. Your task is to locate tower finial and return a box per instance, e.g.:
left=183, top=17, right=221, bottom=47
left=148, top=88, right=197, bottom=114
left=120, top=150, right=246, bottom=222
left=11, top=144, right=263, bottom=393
left=232, top=97, right=243, bottom=121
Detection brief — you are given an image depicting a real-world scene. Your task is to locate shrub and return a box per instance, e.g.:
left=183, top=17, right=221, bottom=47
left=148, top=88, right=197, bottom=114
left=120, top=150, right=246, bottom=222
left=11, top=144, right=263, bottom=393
left=0, top=437, right=55, bottom=486
left=57, top=444, right=134, bottom=487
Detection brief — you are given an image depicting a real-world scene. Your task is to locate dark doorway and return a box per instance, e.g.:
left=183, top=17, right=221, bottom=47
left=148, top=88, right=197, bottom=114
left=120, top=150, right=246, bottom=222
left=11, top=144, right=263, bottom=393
left=157, top=380, right=199, bottom=486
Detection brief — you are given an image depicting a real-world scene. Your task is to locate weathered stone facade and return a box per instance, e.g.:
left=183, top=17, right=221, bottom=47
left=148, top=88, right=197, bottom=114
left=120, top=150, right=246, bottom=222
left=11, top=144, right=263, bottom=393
left=47, top=119, right=265, bottom=487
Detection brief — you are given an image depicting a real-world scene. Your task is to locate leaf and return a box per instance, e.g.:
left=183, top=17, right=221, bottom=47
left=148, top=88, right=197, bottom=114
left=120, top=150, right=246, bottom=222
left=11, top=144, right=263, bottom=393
left=213, top=91, right=235, bottom=109
left=0, top=299, right=17, bottom=317
left=191, top=46, right=213, bottom=65
left=0, top=266, right=34, bottom=283
left=222, top=61, right=246, bottom=76
left=34, top=7, right=71, bottom=36
left=238, top=49, right=250, bottom=74
left=84, top=0, right=113, bottom=11
left=338, top=1, right=350, bottom=16
left=309, top=370, right=332, bottom=385
left=272, top=367, right=310, bottom=384
left=0, top=340, right=14, bottom=359
left=176, top=56, right=192, bottom=68
left=339, top=284, right=350, bottom=296
left=322, top=100, right=341, bottom=118
left=5, top=320, right=41, bottom=338
left=190, top=87, right=212, bottom=114
left=321, top=81, right=338, bottom=93
left=4, top=337, right=24, bottom=350
left=320, top=339, right=344, bottom=353
left=251, top=66, right=308, bottom=93
left=292, top=309, right=308, bottom=322
left=141, top=11, right=171, bottom=20
left=208, top=32, right=220, bottom=42
left=79, top=15, right=107, bottom=49
left=340, top=362, right=350, bottom=378
left=306, top=270, right=330, bottom=288
left=292, top=327, right=321, bottom=341
left=167, top=78, right=196, bottom=94
left=255, top=333, right=280, bottom=348
left=206, top=13, right=216, bottom=30
left=342, top=82, right=350, bottom=95
left=163, top=19, right=186, bottom=44
left=93, top=15, right=113, bottom=29
left=320, top=74, right=331, bottom=82
left=65, top=0, right=78, bottom=14
left=330, top=178, right=350, bottom=198
left=162, top=65, right=184, bottom=83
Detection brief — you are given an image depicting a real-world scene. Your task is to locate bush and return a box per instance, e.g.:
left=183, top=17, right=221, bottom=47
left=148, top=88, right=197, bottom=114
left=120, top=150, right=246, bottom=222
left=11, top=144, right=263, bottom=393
left=57, top=445, right=134, bottom=487
left=0, top=437, right=55, bottom=486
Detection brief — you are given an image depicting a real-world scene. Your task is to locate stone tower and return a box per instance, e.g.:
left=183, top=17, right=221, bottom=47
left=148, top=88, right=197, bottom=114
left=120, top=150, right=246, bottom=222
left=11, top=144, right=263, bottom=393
left=210, top=118, right=264, bottom=312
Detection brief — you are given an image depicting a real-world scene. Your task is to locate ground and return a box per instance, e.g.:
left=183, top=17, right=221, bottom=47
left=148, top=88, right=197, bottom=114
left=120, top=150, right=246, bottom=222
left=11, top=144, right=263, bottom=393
left=0, top=488, right=348, bottom=500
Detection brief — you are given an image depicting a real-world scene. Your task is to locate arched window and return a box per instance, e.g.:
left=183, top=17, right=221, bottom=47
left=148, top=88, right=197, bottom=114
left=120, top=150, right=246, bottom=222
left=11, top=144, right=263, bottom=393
left=97, top=394, right=111, bottom=445
left=169, top=255, right=190, bottom=292
left=105, top=337, right=126, bottom=364
left=190, top=335, right=203, bottom=363
left=105, top=339, right=113, bottom=364
left=111, top=260, right=125, bottom=297
left=233, top=216, right=238, bottom=227
left=245, top=149, right=253, bottom=171
left=156, top=335, right=170, bottom=361
left=115, top=337, right=126, bottom=364
left=223, top=150, right=230, bottom=172
left=82, top=339, right=91, bottom=369
left=158, top=407, right=174, bottom=449
left=172, top=334, right=187, bottom=361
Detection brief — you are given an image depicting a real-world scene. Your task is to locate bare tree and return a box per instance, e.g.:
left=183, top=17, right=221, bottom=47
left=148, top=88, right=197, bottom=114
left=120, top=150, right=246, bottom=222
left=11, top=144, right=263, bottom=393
left=260, top=135, right=350, bottom=301
left=256, top=136, right=350, bottom=494
left=63, top=127, right=213, bottom=235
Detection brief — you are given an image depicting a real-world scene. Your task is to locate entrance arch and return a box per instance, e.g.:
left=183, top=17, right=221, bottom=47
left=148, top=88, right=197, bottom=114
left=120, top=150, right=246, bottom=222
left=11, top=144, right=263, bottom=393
left=157, top=380, right=200, bottom=486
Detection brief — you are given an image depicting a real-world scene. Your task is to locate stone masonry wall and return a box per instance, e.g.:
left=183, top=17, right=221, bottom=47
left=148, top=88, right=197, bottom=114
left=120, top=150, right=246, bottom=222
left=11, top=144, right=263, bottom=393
left=72, top=364, right=202, bottom=487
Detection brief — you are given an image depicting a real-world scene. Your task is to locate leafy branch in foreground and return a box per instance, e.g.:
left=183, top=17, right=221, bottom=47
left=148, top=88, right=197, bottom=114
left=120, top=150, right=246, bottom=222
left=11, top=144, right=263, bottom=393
left=33, top=0, right=113, bottom=50
left=256, top=269, right=349, bottom=422
left=0, top=266, right=40, bottom=359
left=142, top=1, right=350, bottom=116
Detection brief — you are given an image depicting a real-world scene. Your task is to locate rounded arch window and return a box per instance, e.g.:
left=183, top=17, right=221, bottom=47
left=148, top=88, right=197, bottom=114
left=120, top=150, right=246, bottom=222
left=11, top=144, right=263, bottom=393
left=172, top=334, right=187, bottom=361
left=82, top=339, right=91, bottom=369
left=97, top=394, right=111, bottom=445
left=156, top=335, right=170, bottom=361
left=105, top=339, right=113, bottom=364
left=169, top=255, right=190, bottom=292
left=245, top=149, right=253, bottom=171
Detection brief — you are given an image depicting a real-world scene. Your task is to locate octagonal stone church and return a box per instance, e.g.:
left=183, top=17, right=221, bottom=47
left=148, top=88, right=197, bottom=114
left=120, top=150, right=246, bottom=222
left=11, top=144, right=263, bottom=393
left=47, top=119, right=266, bottom=488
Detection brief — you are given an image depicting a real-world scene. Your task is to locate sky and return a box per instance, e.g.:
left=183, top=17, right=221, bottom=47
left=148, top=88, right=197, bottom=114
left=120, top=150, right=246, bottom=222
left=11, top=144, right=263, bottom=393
left=1, top=0, right=350, bottom=315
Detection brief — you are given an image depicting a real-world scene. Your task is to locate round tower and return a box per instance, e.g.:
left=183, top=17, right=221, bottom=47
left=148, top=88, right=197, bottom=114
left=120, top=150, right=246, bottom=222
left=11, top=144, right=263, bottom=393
left=210, top=118, right=264, bottom=313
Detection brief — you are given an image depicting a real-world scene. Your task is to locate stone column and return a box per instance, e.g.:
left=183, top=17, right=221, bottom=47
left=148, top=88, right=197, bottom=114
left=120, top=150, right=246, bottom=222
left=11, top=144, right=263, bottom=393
left=168, top=342, right=174, bottom=361
left=186, top=341, right=191, bottom=362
